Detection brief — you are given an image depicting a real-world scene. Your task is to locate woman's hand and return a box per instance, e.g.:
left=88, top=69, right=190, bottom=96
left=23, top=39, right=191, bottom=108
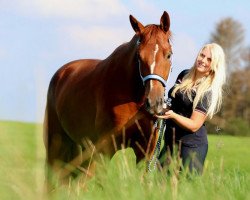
left=155, top=110, right=176, bottom=119
left=156, top=110, right=207, bottom=133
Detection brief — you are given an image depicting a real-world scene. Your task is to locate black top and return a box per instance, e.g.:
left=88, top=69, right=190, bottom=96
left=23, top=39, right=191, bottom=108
left=165, top=69, right=211, bottom=147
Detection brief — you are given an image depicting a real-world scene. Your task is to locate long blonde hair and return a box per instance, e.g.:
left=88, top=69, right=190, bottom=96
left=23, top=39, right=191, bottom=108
left=172, top=43, right=226, bottom=119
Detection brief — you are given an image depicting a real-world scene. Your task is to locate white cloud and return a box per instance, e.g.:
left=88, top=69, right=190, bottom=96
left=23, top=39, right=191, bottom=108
left=130, top=0, right=158, bottom=13
left=59, top=25, right=134, bottom=56
left=2, top=0, right=128, bottom=20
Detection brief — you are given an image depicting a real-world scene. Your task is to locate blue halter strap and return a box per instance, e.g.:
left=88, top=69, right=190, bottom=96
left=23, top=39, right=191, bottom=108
left=136, top=39, right=172, bottom=88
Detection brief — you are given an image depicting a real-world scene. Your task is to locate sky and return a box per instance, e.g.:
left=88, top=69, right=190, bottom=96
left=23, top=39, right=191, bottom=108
left=0, top=0, right=250, bottom=123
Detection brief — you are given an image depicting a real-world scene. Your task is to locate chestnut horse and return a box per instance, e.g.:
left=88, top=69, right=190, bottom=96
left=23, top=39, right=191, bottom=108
left=44, top=11, right=172, bottom=184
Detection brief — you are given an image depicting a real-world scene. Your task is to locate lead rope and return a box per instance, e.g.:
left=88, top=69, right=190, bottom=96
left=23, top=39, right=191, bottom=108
left=147, top=118, right=166, bottom=172
left=147, top=98, right=172, bottom=172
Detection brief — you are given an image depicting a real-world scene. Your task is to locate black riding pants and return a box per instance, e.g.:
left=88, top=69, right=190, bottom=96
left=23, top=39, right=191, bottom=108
left=159, top=143, right=208, bottom=175
left=180, top=143, right=208, bottom=174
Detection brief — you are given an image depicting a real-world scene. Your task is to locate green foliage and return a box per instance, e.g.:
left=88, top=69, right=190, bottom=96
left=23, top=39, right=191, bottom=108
left=0, top=121, right=250, bottom=200
left=223, top=118, right=250, bottom=136
left=207, top=117, right=250, bottom=136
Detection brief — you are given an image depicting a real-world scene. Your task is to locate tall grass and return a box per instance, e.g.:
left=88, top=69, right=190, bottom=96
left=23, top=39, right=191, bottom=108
left=0, top=121, right=44, bottom=200
left=0, top=121, right=249, bottom=200
left=47, top=147, right=249, bottom=200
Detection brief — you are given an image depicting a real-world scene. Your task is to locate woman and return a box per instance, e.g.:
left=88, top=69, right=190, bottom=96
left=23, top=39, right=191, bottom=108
left=156, top=43, right=226, bottom=174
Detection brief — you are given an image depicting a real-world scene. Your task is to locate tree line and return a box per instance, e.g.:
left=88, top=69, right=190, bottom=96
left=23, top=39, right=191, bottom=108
left=207, top=17, right=250, bottom=136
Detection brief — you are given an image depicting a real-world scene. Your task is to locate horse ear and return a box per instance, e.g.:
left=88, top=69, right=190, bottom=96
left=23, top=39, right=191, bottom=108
left=160, top=11, right=170, bottom=32
left=129, top=15, right=144, bottom=34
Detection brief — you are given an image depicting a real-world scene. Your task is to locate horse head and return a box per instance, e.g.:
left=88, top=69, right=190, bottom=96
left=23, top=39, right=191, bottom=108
left=130, top=11, right=172, bottom=115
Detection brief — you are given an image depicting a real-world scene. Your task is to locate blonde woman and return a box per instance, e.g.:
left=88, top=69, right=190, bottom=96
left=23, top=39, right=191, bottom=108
left=157, top=43, right=226, bottom=174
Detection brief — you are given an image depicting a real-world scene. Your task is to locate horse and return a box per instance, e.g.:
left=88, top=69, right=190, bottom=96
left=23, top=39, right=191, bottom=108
left=43, top=11, right=172, bottom=185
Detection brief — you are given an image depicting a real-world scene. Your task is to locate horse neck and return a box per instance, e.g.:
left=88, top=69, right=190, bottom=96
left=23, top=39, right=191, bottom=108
left=102, top=36, right=144, bottom=100
left=109, top=36, right=139, bottom=78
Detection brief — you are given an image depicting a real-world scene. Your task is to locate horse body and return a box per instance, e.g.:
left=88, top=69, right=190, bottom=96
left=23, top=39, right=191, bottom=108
left=44, top=11, right=172, bottom=184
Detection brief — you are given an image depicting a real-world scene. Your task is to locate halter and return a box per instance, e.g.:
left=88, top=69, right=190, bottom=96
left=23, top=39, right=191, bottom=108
left=136, top=39, right=172, bottom=88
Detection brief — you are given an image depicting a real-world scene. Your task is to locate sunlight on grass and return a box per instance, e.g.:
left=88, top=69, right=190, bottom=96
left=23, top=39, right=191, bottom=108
left=0, top=121, right=249, bottom=200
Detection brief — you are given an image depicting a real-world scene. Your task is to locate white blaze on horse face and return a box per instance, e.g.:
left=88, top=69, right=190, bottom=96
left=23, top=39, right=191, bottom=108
left=150, top=44, right=159, bottom=89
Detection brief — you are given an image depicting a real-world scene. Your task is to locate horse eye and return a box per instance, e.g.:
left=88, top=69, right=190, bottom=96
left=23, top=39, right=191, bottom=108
left=136, top=38, right=141, bottom=46
left=166, top=52, right=172, bottom=60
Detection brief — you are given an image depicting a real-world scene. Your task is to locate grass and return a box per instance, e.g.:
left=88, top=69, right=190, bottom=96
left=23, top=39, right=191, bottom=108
left=0, top=121, right=44, bottom=200
left=0, top=121, right=249, bottom=200
left=207, top=134, right=250, bottom=173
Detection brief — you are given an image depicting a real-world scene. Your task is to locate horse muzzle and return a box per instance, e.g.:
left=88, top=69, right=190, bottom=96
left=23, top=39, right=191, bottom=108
left=145, top=96, right=166, bottom=115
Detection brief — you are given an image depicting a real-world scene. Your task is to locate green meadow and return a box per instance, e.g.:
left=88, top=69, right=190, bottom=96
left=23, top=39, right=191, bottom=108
left=0, top=121, right=249, bottom=200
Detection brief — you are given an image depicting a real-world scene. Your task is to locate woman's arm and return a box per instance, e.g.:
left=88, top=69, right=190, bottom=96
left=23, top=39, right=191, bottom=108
left=156, top=110, right=207, bottom=133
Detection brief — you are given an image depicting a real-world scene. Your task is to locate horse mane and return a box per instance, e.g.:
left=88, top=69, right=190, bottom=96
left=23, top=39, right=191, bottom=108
left=104, top=34, right=139, bottom=63
left=143, top=25, right=172, bottom=48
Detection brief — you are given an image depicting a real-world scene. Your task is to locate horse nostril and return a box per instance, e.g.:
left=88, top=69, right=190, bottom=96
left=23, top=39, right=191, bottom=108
left=145, top=98, right=151, bottom=108
left=156, top=98, right=163, bottom=107
left=160, top=98, right=163, bottom=105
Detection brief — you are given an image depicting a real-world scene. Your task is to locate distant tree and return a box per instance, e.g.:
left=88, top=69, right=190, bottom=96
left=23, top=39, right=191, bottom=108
left=242, top=46, right=250, bottom=69
left=208, top=65, right=250, bottom=135
left=207, top=17, right=250, bottom=135
left=226, top=46, right=250, bottom=123
left=209, top=17, right=245, bottom=73
left=241, top=46, right=250, bottom=124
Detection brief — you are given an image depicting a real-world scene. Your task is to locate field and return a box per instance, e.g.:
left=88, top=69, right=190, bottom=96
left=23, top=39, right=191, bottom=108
left=0, top=121, right=249, bottom=200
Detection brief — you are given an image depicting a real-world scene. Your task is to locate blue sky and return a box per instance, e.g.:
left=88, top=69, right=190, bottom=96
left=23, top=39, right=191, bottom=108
left=0, top=0, right=250, bottom=123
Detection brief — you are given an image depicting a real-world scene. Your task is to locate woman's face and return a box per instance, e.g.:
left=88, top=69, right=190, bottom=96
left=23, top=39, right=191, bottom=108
left=195, top=47, right=212, bottom=76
